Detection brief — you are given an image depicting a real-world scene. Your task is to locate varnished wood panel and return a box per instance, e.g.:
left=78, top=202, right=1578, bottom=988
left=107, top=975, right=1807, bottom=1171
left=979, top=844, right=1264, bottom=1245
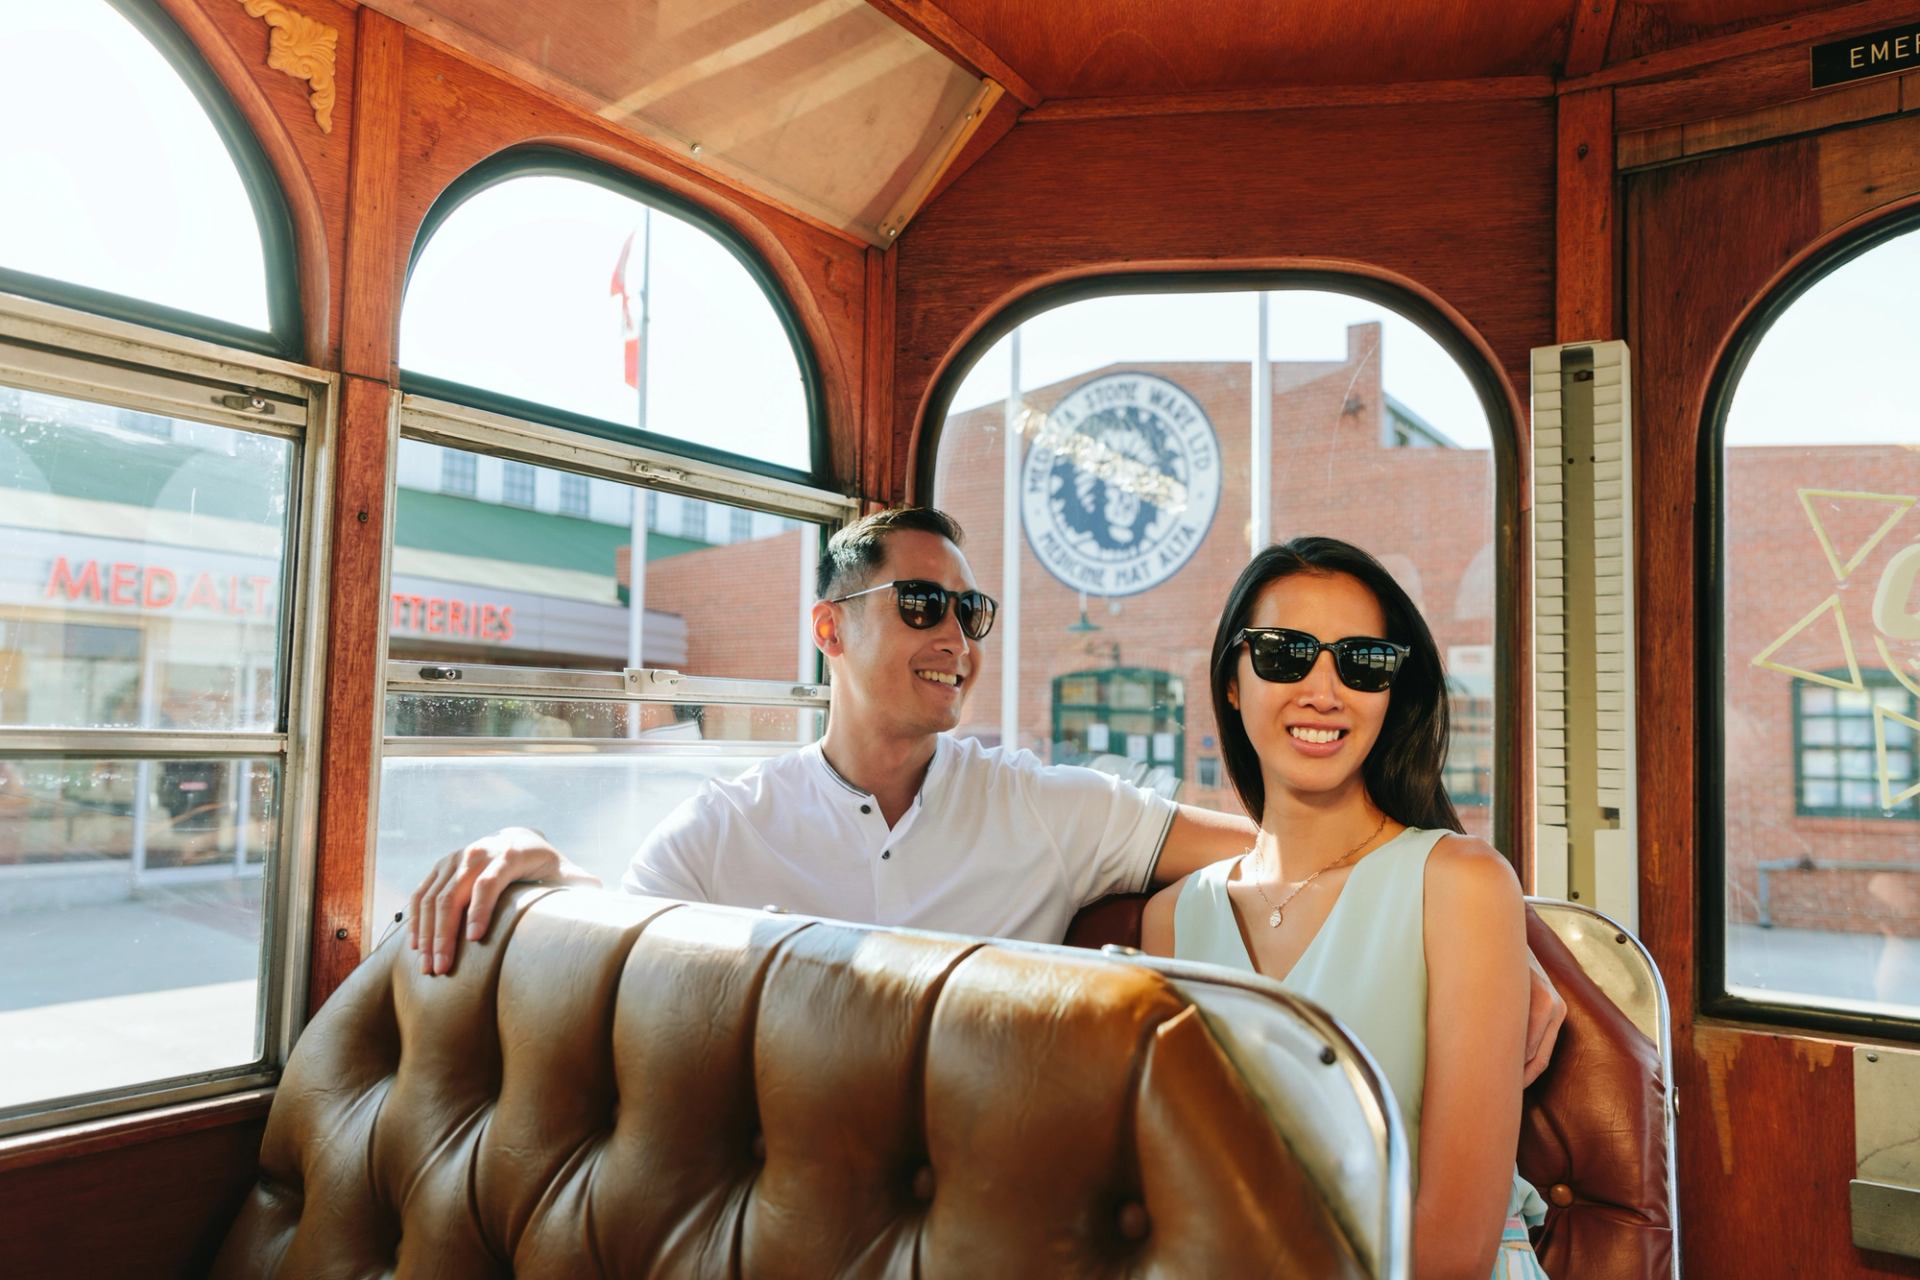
left=1606, top=0, right=1837, bottom=66
left=1021, top=76, right=1556, bottom=122
left=1679, top=1028, right=1920, bottom=1275
left=1557, top=88, right=1618, bottom=341
left=922, top=0, right=1572, bottom=98
left=339, top=9, right=405, bottom=383
left=1627, top=117, right=1920, bottom=1280
left=307, top=11, right=408, bottom=1010
left=1615, top=41, right=1869, bottom=133
left=861, top=245, right=898, bottom=504
left=0, top=1103, right=268, bottom=1279
left=311, top=372, right=397, bottom=1005
left=1573, top=0, right=1920, bottom=100
left=1619, top=76, right=1909, bottom=170
left=1562, top=0, right=1622, bottom=79
left=159, top=0, right=356, bottom=366
left=863, top=0, right=1041, bottom=106
left=893, top=99, right=1556, bottom=493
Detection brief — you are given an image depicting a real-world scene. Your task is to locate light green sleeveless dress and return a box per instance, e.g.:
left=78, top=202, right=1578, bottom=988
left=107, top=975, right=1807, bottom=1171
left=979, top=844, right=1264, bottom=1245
left=1174, top=826, right=1550, bottom=1278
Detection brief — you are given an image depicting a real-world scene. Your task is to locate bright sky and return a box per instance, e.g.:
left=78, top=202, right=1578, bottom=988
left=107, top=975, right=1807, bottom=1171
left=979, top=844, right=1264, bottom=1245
left=401, top=176, right=812, bottom=472
left=5, top=2, right=1917, bottom=464
left=1726, top=232, right=1920, bottom=446
left=0, top=0, right=268, bottom=328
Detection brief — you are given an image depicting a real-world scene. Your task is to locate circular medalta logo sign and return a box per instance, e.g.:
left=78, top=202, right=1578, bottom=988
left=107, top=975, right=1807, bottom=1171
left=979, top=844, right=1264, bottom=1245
left=1021, top=373, right=1221, bottom=597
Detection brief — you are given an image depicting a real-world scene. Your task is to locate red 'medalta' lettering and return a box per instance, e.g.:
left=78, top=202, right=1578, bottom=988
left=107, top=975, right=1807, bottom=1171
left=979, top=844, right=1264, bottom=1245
left=44, top=557, right=104, bottom=603
left=183, top=572, right=221, bottom=611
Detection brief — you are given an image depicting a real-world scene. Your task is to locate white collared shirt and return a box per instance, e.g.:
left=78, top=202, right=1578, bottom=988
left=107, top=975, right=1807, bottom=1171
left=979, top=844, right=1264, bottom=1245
left=621, top=734, right=1176, bottom=943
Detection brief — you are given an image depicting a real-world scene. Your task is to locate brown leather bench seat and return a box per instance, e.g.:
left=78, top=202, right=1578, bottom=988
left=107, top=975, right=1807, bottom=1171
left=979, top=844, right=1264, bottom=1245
left=215, top=886, right=1394, bottom=1278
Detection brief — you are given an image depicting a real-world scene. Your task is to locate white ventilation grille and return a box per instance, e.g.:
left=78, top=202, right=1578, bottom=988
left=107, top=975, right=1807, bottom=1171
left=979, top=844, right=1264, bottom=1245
left=1531, top=341, right=1637, bottom=929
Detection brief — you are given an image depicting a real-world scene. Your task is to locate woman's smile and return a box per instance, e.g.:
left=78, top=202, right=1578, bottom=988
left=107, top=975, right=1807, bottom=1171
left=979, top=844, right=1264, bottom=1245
left=1284, top=722, right=1350, bottom=756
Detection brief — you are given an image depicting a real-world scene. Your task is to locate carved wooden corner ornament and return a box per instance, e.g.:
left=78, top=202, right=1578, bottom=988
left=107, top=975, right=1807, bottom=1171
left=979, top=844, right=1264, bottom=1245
left=237, top=0, right=338, bottom=133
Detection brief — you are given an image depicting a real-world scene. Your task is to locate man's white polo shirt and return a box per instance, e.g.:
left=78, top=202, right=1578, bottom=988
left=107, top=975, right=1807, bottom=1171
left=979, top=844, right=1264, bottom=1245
left=621, top=734, right=1176, bottom=943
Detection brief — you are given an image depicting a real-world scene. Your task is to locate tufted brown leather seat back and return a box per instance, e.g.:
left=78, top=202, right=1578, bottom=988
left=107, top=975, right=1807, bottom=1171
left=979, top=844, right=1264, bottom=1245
left=1063, top=894, right=1678, bottom=1280
left=217, top=886, right=1373, bottom=1278
left=1515, top=905, right=1676, bottom=1279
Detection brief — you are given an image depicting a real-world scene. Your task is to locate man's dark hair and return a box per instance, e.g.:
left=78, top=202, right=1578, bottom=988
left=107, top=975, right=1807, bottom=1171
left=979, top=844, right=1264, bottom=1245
left=816, top=506, right=966, bottom=599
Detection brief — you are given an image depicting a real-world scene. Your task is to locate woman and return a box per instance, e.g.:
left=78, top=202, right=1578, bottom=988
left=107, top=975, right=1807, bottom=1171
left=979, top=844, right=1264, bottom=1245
left=1142, top=537, right=1548, bottom=1279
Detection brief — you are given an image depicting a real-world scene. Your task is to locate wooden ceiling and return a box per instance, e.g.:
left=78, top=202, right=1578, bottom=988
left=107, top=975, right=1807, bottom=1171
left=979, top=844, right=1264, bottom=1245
left=872, top=0, right=1856, bottom=101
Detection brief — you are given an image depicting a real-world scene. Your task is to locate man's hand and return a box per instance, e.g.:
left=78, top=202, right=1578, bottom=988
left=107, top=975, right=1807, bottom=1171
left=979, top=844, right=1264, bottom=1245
left=1522, top=945, right=1567, bottom=1086
left=406, top=827, right=600, bottom=975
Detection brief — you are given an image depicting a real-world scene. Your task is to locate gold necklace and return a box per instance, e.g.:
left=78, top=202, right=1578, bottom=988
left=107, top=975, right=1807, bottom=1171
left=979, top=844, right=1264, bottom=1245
left=1246, top=811, right=1388, bottom=929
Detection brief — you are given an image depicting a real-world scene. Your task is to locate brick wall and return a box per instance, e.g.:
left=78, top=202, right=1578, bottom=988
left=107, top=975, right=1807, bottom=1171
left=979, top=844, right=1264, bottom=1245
left=646, top=528, right=807, bottom=682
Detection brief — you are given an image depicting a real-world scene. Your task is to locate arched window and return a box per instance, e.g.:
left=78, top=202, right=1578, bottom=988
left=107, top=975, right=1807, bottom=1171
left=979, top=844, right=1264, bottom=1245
left=927, top=281, right=1508, bottom=839
left=0, top=0, right=296, bottom=351
left=401, top=154, right=821, bottom=480
left=375, top=156, right=849, bottom=932
left=0, top=3, right=317, bottom=1135
left=1706, top=214, right=1920, bottom=1032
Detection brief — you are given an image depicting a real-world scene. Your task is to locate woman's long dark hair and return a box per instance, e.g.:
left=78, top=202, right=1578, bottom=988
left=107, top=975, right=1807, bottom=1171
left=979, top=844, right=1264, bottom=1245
left=1210, top=537, right=1462, bottom=833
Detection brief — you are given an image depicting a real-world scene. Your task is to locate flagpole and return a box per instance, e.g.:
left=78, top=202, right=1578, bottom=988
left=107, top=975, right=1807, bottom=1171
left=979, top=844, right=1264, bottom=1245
left=625, top=209, right=652, bottom=736
left=1251, top=290, right=1272, bottom=552
left=999, top=327, right=1022, bottom=753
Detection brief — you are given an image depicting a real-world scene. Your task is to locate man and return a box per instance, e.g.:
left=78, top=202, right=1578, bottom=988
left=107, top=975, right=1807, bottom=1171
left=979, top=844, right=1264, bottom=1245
left=408, top=506, right=1564, bottom=1079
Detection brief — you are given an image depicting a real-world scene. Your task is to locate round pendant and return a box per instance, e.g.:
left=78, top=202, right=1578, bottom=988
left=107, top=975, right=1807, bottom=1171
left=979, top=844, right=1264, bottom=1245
left=1267, top=908, right=1283, bottom=928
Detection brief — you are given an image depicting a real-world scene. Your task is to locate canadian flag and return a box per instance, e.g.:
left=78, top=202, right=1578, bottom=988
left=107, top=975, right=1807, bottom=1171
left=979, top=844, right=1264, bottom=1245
left=610, top=229, right=641, bottom=390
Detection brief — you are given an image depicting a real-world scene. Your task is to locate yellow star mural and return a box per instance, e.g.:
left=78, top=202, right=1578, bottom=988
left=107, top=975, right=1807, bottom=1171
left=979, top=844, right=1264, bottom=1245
left=1753, top=488, right=1920, bottom=810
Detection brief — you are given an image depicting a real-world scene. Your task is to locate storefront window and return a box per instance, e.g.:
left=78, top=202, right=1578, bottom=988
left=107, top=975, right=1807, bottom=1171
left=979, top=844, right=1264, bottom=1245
left=1051, top=667, right=1183, bottom=796
left=0, top=363, right=314, bottom=1128
left=932, top=286, right=1500, bottom=834
left=387, top=440, right=822, bottom=674
left=1713, top=221, right=1920, bottom=1025
left=0, top=387, right=289, bottom=732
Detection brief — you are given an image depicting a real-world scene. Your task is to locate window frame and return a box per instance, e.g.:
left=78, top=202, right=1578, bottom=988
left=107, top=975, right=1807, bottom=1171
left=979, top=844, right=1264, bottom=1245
left=915, top=270, right=1522, bottom=856
left=0, top=292, right=333, bottom=1136
left=399, top=147, right=829, bottom=487
left=1698, top=204, right=1920, bottom=1043
left=1050, top=666, right=1185, bottom=779
left=0, top=0, right=302, bottom=358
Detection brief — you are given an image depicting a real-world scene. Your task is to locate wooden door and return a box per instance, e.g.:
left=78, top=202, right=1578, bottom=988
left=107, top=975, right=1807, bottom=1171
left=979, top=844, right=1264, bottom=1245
left=1627, top=111, right=1920, bottom=1279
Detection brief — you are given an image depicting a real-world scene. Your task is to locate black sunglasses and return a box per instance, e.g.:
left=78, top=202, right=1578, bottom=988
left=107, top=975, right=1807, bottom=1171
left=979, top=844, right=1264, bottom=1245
left=828, top=579, right=999, bottom=641
left=1230, top=627, right=1410, bottom=693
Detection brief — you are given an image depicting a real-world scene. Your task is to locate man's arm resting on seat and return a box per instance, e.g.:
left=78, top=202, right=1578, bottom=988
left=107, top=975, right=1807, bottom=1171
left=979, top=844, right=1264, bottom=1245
left=1145, top=803, right=1565, bottom=1083
left=408, top=827, right=601, bottom=976
left=1149, top=805, right=1259, bottom=886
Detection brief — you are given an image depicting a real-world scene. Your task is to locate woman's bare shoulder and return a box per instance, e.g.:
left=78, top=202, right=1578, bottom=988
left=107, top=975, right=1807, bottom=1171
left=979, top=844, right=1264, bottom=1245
left=1423, top=833, right=1524, bottom=913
